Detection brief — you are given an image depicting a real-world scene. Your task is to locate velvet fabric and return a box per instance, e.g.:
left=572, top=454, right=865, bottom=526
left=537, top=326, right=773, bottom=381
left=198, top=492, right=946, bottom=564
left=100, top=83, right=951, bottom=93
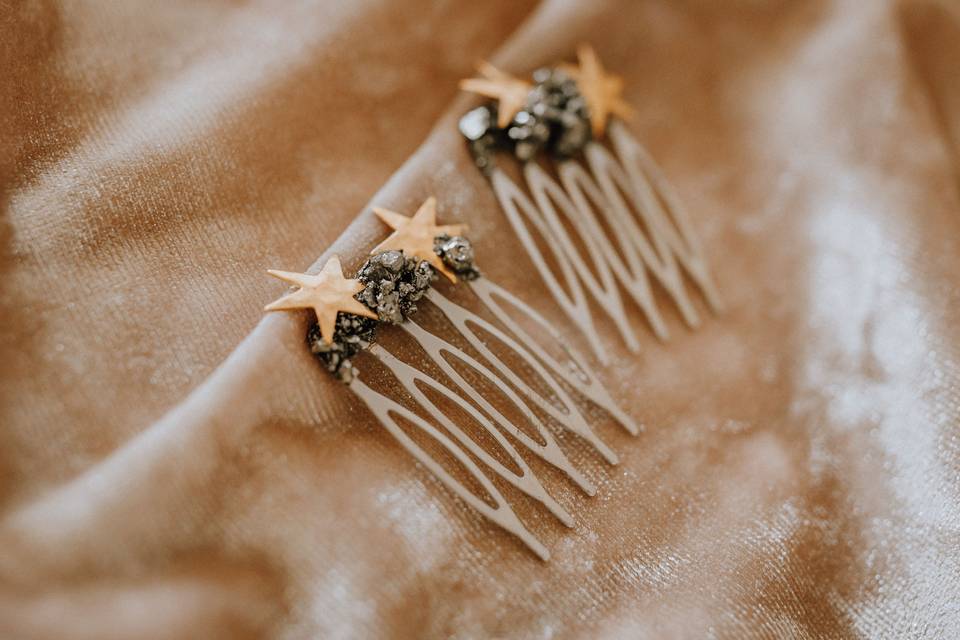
left=2, top=0, right=959, bottom=637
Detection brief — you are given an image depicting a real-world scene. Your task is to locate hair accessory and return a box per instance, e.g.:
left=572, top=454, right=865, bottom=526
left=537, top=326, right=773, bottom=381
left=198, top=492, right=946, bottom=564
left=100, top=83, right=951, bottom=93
left=459, top=45, right=722, bottom=361
left=266, top=195, right=635, bottom=560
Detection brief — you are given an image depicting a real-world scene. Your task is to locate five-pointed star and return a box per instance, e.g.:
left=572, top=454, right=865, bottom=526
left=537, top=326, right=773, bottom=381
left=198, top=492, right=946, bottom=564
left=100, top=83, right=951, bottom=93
left=371, top=196, right=468, bottom=283
left=562, top=44, right=635, bottom=138
left=264, top=256, right=377, bottom=344
left=459, top=61, right=532, bottom=128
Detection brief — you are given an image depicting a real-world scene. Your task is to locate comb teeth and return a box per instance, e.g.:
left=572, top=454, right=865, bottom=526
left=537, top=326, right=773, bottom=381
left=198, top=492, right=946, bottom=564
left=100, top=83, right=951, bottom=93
left=490, top=121, right=722, bottom=363
left=370, top=341, right=576, bottom=527
left=469, top=277, right=639, bottom=435
left=351, top=375, right=551, bottom=562
left=354, top=274, right=632, bottom=558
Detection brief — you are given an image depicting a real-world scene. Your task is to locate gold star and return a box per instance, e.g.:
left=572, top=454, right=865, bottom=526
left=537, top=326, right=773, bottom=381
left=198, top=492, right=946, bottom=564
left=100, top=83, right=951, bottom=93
left=264, top=256, right=377, bottom=344
left=562, top=44, right=635, bottom=138
left=371, top=196, right=468, bottom=283
left=459, top=61, right=532, bottom=128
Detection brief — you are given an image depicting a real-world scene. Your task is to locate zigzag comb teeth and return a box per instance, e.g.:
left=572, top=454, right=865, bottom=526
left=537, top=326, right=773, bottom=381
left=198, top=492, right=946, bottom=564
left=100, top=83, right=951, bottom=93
left=460, top=45, right=722, bottom=360
left=266, top=196, right=637, bottom=560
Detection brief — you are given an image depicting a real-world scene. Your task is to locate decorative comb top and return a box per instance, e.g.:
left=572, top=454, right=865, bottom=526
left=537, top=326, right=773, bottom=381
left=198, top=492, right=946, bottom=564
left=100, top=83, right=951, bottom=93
left=264, top=257, right=377, bottom=345
left=265, top=197, right=478, bottom=382
left=371, top=196, right=468, bottom=283
left=458, top=44, right=633, bottom=170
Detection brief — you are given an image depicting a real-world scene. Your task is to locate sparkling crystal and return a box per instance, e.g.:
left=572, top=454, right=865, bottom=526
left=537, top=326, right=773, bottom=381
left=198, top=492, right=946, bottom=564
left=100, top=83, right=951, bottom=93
left=459, top=106, right=491, bottom=141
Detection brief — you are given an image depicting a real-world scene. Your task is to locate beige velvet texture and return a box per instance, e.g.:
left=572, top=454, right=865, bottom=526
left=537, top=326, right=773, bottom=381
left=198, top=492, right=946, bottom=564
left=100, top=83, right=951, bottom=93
left=2, top=0, right=960, bottom=638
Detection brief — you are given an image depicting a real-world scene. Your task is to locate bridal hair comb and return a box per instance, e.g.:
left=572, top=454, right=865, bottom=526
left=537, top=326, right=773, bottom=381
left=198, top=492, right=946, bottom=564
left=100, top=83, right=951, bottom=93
left=266, top=197, right=633, bottom=560
left=265, top=46, right=720, bottom=560
left=459, top=45, right=722, bottom=359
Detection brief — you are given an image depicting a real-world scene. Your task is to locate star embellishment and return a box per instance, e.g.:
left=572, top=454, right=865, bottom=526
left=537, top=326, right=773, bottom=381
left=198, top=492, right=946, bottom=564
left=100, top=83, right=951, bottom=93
left=264, top=256, right=377, bottom=344
left=562, top=44, right=635, bottom=138
left=371, top=196, right=468, bottom=283
left=459, top=61, right=532, bottom=128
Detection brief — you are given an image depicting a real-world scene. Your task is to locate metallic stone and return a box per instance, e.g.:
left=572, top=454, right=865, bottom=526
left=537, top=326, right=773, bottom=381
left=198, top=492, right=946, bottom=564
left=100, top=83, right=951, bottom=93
left=459, top=65, right=594, bottom=168
left=306, top=248, right=445, bottom=382
left=433, top=234, right=480, bottom=281
left=306, top=312, right=377, bottom=382
left=356, top=250, right=436, bottom=324
left=458, top=106, right=491, bottom=141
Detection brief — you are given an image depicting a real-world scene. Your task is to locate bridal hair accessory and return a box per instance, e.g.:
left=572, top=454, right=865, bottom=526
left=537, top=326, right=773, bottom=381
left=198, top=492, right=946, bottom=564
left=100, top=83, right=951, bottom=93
left=266, top=196, right=636, bottom=560
left=459, top=45, right=722, bottom=358
left=264, top=46, right=720, bottom=560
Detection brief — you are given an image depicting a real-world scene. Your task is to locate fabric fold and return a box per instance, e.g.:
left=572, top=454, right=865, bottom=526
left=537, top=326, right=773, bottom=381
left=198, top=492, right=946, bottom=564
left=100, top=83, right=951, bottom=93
left=3, top=1, right=960, bottom=638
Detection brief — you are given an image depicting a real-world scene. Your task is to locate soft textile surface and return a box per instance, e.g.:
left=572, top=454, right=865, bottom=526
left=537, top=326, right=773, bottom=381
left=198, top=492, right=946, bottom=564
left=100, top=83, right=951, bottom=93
left=2, top=0, right=959, bottom=637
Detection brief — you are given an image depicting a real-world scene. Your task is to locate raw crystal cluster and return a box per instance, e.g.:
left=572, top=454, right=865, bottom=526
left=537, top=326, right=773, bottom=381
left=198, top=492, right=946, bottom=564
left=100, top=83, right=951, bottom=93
left=434, top=234, right=480, bottom=281
left=459, top=67, right=591, bottom=171
left=308, top=243, right=480, bottom=383
left=306, top=313, right=377, bottom=384
left=356, top=250, right=435, bottom=324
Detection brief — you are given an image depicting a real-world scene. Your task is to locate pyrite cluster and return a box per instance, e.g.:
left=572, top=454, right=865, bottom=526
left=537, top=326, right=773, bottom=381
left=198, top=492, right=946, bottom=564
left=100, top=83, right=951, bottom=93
left=357, top=250, right=435, bottom=324
left=459, top=67, right=592, bottom=172
left=307, top=236, right=480, bottom=382
left=434, top=234, right=480, bottom=281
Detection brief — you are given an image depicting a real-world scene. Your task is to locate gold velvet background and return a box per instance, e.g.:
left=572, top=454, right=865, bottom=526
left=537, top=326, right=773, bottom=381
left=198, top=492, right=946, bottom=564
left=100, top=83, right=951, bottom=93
left=2, top=0, right=959, bottom=638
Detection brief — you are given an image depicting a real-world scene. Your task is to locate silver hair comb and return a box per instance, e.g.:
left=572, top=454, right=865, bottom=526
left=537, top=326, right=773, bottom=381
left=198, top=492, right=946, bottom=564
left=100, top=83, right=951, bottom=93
left=459, top=45, right=722, bottom=360
left=266, top=196, right=634, bottom=560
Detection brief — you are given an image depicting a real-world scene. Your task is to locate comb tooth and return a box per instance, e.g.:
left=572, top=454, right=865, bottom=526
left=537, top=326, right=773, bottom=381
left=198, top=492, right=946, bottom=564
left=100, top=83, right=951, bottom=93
left=351, top=377, right=550, bottom=561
